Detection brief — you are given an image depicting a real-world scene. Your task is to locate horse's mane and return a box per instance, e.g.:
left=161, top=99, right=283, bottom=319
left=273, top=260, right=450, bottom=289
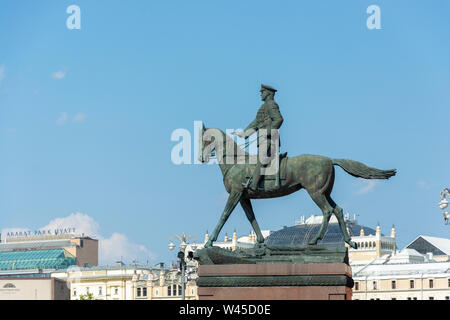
left=206, top=127, right=252, bottom=163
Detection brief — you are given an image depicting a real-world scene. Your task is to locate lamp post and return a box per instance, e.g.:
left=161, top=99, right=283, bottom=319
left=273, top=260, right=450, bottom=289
left=169, top=233, right=195, bottom=300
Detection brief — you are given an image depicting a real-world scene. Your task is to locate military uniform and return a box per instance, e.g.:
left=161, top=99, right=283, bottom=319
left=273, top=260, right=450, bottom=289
left=243, top=84, right=284, bottom=190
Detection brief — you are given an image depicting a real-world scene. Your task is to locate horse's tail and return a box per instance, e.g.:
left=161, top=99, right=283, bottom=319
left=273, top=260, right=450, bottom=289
left=332, top=158, right=396, bottom=179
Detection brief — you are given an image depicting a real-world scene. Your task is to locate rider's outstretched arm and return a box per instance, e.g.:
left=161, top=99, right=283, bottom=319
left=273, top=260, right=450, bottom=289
left=243, top=118, right=258, bottom=138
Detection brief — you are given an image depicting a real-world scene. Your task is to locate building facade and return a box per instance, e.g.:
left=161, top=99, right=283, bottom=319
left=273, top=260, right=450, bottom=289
left=185, top=229, right=272, bottom=254
left=352, top=256, right=450, bottom=300
left=52, top=262, right=198, bottom=300
left=350, top=228, right=450, bottom=300
left=0, top=233, right=98, bottom=270
left=0, top=277, right=70, bottom=300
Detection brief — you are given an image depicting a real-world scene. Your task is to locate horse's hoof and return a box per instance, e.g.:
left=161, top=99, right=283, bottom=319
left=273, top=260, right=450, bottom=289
left=348, top=241, right=357, bottom=249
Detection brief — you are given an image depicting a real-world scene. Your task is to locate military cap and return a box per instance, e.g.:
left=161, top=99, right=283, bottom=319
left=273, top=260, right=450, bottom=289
left=260, top=84, right=277, bottom=93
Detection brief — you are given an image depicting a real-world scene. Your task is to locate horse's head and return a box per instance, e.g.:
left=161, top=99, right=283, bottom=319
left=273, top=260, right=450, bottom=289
left=198, top=123, right=224, bottom=163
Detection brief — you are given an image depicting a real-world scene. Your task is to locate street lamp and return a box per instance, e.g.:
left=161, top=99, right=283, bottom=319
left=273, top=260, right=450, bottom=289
left=169, top=233, right=195, bottom=300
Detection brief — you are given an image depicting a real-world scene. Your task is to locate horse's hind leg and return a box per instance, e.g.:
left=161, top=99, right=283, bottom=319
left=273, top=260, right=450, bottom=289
left=308, top=193, right=334, bottom=245
left=240, top=197, right=264, bottom=243
left=328, top=197, right=357, bottom=249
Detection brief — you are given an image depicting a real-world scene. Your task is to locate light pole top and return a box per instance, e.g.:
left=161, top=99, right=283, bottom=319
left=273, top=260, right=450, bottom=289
left=170, top=233, right=196, bottom=249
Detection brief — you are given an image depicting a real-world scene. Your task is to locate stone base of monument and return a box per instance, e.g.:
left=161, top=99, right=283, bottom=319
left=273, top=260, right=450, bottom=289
left=194, top=245, right=353, bottom=300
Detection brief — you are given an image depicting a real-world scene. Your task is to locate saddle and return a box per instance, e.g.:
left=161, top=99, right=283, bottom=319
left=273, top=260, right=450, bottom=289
left=245, top=152, right=288, bottom=191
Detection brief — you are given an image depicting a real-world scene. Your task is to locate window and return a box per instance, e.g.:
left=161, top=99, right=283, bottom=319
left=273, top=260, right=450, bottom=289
left=172, top=285, right=177, bottom=296
left=355, top=282, right=359, bottom=291
left=445, top=296, right=449, bottom=300
left=407, top=297, right=412, bottom=300
left=391, top=281, right=396, bottom=289
left=98, top=287, right=102, bottom=295
left=178, top=285, right=182, bottom=296
left=413, top=297, right=417, bottom=300
left=429, top=279, right=434, bottom=289
left=391, top=298, right=396, bottom=300
left=114, top=287, right=118, bottom=295
left=137, top=287, right=141, bottom=297
left=410, top=280, right=415, bottom=289
left=155, top=290, right=159, bottom=296
left=86, top=287, right=90, bottom=294
left=143, top=287, right=147, bottom=297
left=448, top=279, right=450, bottom=288
left=73, top=289, right=77, bottom=297
left=168, top=285, right=172, bottom=296
left=429, top=297, right=434, bottom=300
left=373, top=281, right=377, bottom=290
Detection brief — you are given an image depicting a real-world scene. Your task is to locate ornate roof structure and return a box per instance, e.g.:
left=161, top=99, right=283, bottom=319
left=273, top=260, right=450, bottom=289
left=266, top=214, right=379, bottom=248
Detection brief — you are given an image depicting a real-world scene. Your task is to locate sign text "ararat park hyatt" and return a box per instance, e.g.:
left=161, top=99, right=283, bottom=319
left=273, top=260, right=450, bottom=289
left=6, top=228, right=76, bottom=238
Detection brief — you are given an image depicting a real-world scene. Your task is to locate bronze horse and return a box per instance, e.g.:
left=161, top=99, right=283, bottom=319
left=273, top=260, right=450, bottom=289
left=199, top=126, right=396, bottom=249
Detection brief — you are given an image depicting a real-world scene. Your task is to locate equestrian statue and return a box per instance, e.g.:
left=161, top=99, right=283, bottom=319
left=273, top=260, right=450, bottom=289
left=199, top=84, right=396, bottom=250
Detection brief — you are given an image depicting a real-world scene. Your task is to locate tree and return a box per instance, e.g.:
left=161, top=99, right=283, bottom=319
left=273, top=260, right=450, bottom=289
left=79, top=293, right=94, bottom=300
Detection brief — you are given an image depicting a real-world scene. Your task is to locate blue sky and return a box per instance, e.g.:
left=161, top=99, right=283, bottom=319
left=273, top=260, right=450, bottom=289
left=1, top=0, right=449, bottom=264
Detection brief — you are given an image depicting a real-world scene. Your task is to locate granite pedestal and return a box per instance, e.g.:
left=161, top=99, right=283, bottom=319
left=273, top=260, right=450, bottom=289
left=194, top=245, right=353, bottom=300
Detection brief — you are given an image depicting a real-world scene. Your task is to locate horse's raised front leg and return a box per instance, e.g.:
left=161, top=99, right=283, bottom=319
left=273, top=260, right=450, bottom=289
left=240, top=197, right=264, bottom=243
left=205, top=190, right=242, bottom=247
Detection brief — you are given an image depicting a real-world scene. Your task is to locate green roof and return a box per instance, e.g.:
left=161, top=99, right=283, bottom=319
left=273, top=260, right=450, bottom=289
left=0, top=249, right=77, bottom=270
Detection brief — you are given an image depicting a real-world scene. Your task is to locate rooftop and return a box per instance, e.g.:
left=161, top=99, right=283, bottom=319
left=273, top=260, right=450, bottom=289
left=0, top=239, right=76, bottom=252
left=266, top=220, right=379, bottom=248
left=406, top=235, right=450, bottom=256
left=0, top=249, right=77, bottom=270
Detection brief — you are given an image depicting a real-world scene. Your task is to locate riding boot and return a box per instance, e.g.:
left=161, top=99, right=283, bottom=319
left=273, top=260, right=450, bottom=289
left=249, top=162, right=262, bottom=191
